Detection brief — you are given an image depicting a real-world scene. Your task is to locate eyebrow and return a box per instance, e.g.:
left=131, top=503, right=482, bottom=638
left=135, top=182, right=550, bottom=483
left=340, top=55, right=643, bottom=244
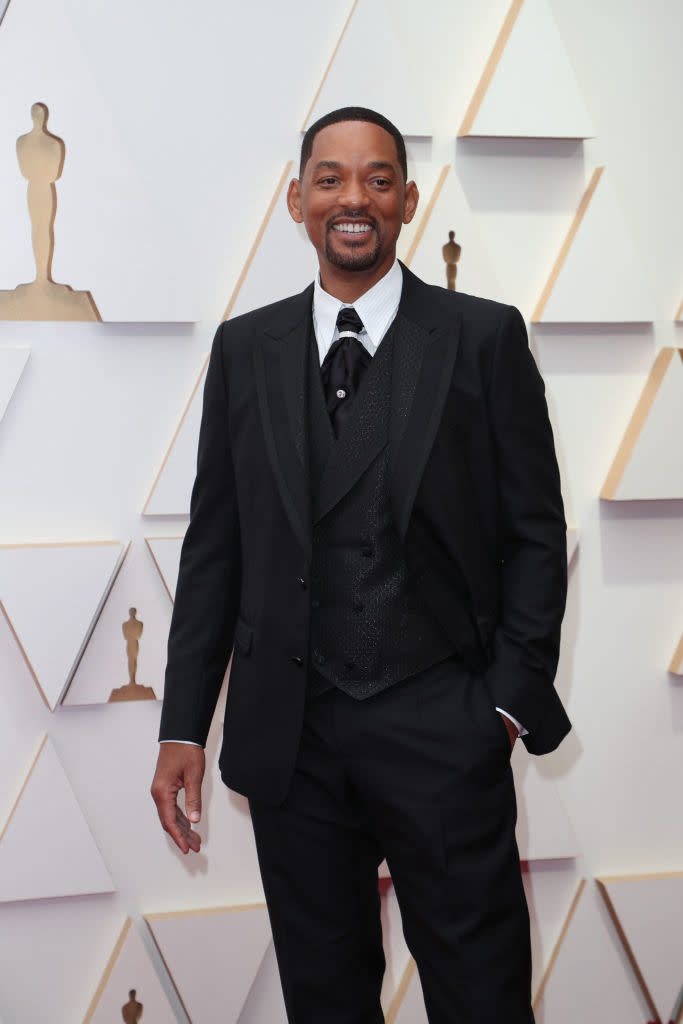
left=312, top=160, right=397, bottom=173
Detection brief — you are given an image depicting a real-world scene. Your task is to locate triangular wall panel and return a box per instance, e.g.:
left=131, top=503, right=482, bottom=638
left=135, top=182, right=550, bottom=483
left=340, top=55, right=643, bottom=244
left=567, top=526, right=579, bottom=568
left=0, top=347, right=29, bottom=425
left=401, top=165, right=503, bottom=301
left=303, top=0, right=431, bottom=136
left=533, top=880, right=647, bottom=1022
left=84, top=917, right=177, bottom=1023
left=598, top=874, right=683, bottom=1024
left=601, top=348, right=683, bottom=501
left=532, top=167, right=656, bottom=323
left=146, top=904, right=274, bottom=1024
left=458, top=0, right=594, bottom=139
left=145, top=536, right=185, bottom=602
left=0, top=0, right=198, bottom=320
left=669, top=633, right=683, bottom=675
left=0, top=736, right=114, bottom=902
left=0, top=541, right=124, bottom=709
left=64, top=542, right=171, bottom=705
left=144, top=164, right=317, bottom=517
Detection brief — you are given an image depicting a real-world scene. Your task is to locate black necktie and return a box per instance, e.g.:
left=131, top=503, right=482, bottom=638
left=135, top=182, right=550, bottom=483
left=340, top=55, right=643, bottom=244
left=320, top=307, right=371, bottom=437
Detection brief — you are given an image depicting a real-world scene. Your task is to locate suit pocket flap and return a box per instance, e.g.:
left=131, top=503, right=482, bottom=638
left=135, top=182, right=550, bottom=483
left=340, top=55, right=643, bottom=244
left=234, top=617, right=253, bottom=655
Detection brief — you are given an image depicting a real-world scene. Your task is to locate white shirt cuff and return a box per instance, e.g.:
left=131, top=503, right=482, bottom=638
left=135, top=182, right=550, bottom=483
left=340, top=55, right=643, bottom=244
left=495, top=707, right=528, bottom=737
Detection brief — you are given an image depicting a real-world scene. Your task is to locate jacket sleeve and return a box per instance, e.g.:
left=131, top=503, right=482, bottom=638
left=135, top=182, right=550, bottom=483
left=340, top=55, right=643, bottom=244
left=483, top=306, right=569, bottom=751
left=159, top=322, right=242, bottom=745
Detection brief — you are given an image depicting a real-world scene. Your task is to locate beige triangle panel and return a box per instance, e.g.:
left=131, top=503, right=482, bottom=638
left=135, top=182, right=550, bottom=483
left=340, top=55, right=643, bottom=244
left=142, top=356, right=208, bottom=516
left=669, top=632, right=683, bottom=675
left=402, top=166, right=450, bottom=269
left=222, top=161, right=294, bottom=321
left=676, top=299, right=683, bottom=322
left=532, top=878, right=585, bottom=1010
left=532, top=167, right=603, bottom=322
left=459, top=0, right=524, bottom=137
left=83, top=916, right=178, bottom=1023
left=144, top=536, right=184, bottom=602
left=596, top=873, right=683, bottom=1023
left=0, top=540, right=125, bottom=710
left=385, top=958, right=420, bottom=1024
left=145, top=902, right=274, bottom=1024
left=601, top=348, right=683, bottom=500
left=301, top=0, right=359, bottom=131
left=0, top=735, right=114, bottom=903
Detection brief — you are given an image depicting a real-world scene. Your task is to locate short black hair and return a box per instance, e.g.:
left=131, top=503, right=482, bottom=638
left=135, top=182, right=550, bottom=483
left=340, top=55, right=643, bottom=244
left=299, top=106, right=407, bottom=181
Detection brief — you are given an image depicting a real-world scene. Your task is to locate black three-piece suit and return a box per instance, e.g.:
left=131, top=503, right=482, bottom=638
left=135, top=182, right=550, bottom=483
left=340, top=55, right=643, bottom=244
left=160, top=263, right=570, bottom=1023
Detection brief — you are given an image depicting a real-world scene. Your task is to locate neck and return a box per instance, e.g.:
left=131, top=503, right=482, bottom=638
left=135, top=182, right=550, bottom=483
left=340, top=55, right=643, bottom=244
left=318, top=256, right=396, bottom=304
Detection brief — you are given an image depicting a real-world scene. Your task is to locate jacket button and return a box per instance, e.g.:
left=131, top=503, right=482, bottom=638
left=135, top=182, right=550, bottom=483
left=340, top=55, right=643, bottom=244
left=311, top=598, right=320, bottom=609
left=298, top=577, right=307, bottom=590
left=291, top=656, right=304, bottom=667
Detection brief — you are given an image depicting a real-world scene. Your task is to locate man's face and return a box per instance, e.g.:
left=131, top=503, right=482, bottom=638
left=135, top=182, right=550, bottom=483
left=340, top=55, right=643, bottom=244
left=287, top=120, right=418, bottom=295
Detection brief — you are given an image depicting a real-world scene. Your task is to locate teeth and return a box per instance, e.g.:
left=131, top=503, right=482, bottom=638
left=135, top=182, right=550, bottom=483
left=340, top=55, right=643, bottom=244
left=333, top=223, right=371, bottom=234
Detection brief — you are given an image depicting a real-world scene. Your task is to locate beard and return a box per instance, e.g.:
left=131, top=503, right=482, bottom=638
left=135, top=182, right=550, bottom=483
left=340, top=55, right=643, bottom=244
left=324, top=218, right=381, bottom=271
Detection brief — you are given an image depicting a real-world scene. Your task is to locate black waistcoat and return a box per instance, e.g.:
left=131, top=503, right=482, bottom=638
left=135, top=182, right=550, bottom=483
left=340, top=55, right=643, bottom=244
left=308, top=324, right=453, bottom=700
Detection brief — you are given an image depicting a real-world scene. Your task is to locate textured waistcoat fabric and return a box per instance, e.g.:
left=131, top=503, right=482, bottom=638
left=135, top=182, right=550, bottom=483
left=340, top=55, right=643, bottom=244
left=307, top=325, right=454, bottom=700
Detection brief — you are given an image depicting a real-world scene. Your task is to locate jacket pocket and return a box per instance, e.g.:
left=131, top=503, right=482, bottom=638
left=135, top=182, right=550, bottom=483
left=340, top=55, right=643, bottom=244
left=233, top=616, right=253, bottom=656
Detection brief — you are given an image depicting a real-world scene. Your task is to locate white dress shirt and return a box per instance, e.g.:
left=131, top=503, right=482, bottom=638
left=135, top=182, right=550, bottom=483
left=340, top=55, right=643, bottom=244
left=165, top=260, right=525, bottom=742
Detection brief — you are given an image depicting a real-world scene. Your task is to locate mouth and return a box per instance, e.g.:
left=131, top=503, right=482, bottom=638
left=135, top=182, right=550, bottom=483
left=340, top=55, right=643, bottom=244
left=329, top=217, right=376, bottom=240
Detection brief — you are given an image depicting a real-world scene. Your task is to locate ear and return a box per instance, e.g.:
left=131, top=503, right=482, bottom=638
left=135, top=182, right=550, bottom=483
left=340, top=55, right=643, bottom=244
left=402, top=180, right=419, bottom=225
left=287, top=178, right=304, bottom=223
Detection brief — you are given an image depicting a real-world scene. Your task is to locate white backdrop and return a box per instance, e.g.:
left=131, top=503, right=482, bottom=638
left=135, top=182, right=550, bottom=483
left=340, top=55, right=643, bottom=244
left=0, top=0, right=681, bottom=1021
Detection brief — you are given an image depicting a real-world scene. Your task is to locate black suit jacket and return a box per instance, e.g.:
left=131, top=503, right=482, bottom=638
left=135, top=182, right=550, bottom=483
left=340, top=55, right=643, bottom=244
left=160, top=264, right=570, bottom=804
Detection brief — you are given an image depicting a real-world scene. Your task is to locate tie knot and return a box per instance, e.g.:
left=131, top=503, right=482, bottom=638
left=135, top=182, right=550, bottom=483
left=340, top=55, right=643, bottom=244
left=336, top=306, right=364, bottom=339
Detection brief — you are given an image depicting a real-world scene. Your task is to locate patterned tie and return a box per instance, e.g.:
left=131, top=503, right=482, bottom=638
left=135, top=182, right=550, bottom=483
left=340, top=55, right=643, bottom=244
left=320, top=307, right=371, bottom=437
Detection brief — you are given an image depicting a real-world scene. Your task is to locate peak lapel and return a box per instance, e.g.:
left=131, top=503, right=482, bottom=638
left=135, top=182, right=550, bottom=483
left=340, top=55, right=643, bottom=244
left=253, top=288, right=312, bottom=554
left=389, top=265, right=462, bottom=538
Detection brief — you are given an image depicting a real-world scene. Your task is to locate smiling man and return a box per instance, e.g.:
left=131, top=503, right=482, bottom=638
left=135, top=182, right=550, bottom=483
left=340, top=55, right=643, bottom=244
left=151, top=107, right=570, bottom=1024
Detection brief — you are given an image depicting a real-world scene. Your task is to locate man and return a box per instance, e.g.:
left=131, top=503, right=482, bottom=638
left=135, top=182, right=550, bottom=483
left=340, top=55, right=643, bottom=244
left=151, top=107, right=570, bottom=1024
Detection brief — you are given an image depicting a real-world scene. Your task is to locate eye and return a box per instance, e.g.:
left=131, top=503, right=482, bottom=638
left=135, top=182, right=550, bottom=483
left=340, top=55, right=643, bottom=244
left=371, top=177, right=391, bottom=188
left=317, top=176, right=339, bottom=186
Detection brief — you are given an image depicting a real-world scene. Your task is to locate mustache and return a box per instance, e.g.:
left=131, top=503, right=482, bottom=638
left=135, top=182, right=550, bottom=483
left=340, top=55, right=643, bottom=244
left=326, top=211, right=379, bottom=231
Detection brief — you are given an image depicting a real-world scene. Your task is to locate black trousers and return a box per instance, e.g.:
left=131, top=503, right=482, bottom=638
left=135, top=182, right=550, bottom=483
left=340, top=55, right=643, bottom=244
left=248, top=658, right=534, bottom=1024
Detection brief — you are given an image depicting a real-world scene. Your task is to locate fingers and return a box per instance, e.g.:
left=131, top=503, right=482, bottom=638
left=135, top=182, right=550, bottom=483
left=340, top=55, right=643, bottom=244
left=150, top=744, right=206, bottom=855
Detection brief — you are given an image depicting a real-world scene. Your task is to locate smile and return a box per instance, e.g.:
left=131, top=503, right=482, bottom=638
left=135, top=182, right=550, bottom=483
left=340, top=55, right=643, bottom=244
left=332, top=222, right=373, bottom=234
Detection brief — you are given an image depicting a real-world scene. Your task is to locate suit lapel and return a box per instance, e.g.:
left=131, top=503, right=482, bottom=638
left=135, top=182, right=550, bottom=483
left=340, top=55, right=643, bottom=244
left=389, top=264, right=462, bottom=538
left=253, top=286, right=313, bottom=554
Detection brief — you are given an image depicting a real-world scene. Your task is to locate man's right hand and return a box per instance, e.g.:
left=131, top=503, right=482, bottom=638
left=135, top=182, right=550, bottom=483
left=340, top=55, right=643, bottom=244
left=151, top=742, right=206, bottom=855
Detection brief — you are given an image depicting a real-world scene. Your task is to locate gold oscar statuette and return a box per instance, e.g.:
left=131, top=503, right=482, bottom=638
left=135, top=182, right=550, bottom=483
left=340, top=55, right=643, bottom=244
left=442, top=230, right=461, bottom=291
left=109, top=608, right=157, bottom=702
left=0, top=102, right=100, bottom=321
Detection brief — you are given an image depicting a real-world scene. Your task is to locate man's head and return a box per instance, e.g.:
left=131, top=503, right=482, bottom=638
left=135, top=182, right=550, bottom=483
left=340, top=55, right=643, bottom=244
left=299, top=107, right=408, bottom=181
left=288, top=108, right=418, bottom=300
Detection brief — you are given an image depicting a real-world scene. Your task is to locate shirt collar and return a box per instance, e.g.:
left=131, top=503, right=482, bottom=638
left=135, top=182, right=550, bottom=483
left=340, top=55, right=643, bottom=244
left=312, top=259, right=403, bottom=363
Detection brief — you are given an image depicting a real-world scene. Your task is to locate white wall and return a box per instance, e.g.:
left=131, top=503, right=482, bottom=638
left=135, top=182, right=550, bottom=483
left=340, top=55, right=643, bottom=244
left=0, top=1, right=681, bottom=1021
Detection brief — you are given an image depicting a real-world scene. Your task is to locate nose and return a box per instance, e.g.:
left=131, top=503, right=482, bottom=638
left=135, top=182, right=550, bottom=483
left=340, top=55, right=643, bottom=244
left=339, top=174, right=367, bottom=209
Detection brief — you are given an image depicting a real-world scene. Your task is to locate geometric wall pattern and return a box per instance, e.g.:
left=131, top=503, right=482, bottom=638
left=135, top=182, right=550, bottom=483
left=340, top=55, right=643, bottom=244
left=532, top=879, right=648, bottom=1023
left=145, top=904, right=276, bottom=1024
left=0, top=0, right=199, bottom=321
left=669, top=633, right=683, bottom=676
left=597, top=873, right=683, bottom=1024
left=601, top=348, right=683, bottom=501
left=303, top=0, right=431, bottom=136
left=83, top=917, right=178, bottom=1023
left=145, top=536, right=185, bottom=602
left=532, top=167, right=657, bottom=323
left=458, top=0, right=595, bottom=140
left=0, top=541, right=124, bottom=709
left=0, top=736, right=114, bottom=903
left=402, top=165, right=503, bottom=302
left=0, top=0, right=680, bottom=1021
left=0, top=346, right=29, bottom=424
left=63, top=541, right=171, bottom=705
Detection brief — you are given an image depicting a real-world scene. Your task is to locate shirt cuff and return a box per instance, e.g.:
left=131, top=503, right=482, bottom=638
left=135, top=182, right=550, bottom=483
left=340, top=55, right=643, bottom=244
left=159, top=739, right=202, bottom=746
left=495, top=707, right=528, bottom=737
